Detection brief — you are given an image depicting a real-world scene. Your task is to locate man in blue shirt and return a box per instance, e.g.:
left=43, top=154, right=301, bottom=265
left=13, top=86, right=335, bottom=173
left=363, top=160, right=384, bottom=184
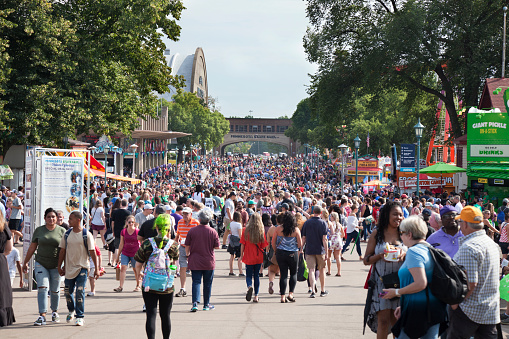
left=427, top=205, right=462, bottom=258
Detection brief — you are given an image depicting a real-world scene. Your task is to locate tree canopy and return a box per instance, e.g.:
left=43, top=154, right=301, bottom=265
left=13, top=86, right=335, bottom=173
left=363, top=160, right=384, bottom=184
left=0, top=0, right=184, bottom=154
left=304, top=0, right=507, bottom=139
left=166, top=91, right=229, bottom=151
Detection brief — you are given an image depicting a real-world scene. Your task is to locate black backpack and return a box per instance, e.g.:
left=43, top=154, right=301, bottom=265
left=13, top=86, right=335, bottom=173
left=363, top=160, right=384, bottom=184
left=426, top=244, right=468, bottom=305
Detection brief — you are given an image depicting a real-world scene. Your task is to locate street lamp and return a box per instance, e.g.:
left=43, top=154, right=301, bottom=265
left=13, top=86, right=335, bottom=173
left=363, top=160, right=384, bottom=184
left=414, top=118, right=425, bottom=198
left=338, top=144, right=348, bottom=194
left=204, top=142, right=207, bottom=158
left=103, top=145, right=110, bottom=189
left=354, top=135, right=361, bottom=191
left=112, top=146, right=119, bottom=175
left=183, top=145, right=186, bottom=167
left=130, top=143, right=138, bottom=179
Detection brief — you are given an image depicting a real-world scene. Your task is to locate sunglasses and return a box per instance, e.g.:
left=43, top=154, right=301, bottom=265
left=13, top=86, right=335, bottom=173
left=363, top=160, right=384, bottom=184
left=399, top=231, right=407, bottom=236
left=442, top=214, right=458, bottom=219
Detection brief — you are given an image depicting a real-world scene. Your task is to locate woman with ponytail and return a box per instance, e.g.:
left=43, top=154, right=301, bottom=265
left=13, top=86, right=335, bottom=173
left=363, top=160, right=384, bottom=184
left=134, top=214, right=179, bottom=339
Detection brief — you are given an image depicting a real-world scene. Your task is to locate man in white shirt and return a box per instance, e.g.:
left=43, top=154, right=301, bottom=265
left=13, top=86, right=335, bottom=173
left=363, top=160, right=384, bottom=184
left=453, top=195, right=463, bottom=214
left=222, top=192, right=236, bottom=249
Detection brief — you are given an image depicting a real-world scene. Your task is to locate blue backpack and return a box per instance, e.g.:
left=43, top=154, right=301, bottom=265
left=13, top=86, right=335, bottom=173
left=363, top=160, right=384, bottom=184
left=498, top=207, right=508, bottom=224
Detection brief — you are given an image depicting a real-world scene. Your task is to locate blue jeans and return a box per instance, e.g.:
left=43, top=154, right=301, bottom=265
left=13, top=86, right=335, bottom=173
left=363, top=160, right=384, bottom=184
left=245, top=263, right=262, bottom=295
left=64, top=268, right=88, bottom=318
left=342, top=230, right=362, bottom=256
left=362, top=221, right=372, bottom=240
left=191, top=270, right=214, bottom=305
left=34, top=261, right=61, bottom=314
left=398, top=323, right=440, bottom=339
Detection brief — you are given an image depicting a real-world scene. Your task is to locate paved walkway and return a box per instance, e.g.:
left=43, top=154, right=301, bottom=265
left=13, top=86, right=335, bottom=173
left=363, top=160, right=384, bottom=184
left=4, top=241, right=509, bottom=338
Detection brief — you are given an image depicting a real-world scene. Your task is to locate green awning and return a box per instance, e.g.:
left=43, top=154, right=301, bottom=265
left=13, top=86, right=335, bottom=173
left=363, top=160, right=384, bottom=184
left=467, top=163, right=509, bottom=180
left=0, top=165, right=13, bottom=180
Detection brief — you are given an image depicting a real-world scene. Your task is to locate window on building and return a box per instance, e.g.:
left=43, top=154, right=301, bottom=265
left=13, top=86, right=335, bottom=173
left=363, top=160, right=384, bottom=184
left=249, top=125, right=253, bottom=132
left=199, top=76, right=203, bottom=86
left=252, top=125, right=258, bottom=132
left=266, top=125, right=272, bottom=133
left=235, top=125, right=239, bottom=132
left=230, top=125, right=234, bottom=132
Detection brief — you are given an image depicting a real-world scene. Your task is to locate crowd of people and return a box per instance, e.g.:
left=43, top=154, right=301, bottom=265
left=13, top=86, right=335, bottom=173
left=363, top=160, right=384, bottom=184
left=0, top=154, right=507, bottom=339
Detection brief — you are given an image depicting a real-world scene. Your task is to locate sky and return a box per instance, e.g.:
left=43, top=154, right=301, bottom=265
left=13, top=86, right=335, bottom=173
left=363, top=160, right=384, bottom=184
left=163, top=0, right=318, bottom=119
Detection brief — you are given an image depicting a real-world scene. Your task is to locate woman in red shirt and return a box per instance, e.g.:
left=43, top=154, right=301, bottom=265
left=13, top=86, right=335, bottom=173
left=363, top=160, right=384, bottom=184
left=240, top=214, right=268, bottom=302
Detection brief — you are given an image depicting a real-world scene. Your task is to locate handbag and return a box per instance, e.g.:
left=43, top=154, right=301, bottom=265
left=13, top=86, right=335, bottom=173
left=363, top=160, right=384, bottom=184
left=373, top=265, right=400, bottom=289
left=256, top=243, right=270, bottom=269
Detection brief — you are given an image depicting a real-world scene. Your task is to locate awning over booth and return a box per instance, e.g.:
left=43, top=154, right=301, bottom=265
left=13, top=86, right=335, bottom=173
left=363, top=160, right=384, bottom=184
left=467, top=163, right=509, bottom=180
left=0, top=165, right=13, bottom=180
left=69, top=152, right=143, bottom=184
left=346, top=167, right=381, bottom=176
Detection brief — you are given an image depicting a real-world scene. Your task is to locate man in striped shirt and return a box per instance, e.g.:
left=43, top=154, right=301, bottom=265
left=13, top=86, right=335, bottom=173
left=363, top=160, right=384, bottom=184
left=175, top=207, right=199, bottom=297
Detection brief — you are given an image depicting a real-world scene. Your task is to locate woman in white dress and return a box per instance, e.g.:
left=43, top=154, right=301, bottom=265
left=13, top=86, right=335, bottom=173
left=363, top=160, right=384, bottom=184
left=328, top=212, right=345, bottom=276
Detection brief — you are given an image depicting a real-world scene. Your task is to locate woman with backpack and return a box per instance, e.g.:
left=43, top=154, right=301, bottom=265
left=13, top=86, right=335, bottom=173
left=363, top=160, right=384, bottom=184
left=382, top=216, right=447, bottom=339
left=134, top=214, right=178, bottom=339
left=240, top=214, right=268, bottom=302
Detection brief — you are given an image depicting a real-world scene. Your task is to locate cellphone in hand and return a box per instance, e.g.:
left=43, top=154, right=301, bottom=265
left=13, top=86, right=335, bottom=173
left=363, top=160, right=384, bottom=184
left=379, top=292, right=388, bottom=298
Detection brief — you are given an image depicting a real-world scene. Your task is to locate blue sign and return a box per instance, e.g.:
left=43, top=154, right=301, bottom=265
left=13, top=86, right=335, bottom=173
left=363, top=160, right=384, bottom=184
left=400, top=167, right=416, bottom=172
left=400, top=144, right=415, bottom=169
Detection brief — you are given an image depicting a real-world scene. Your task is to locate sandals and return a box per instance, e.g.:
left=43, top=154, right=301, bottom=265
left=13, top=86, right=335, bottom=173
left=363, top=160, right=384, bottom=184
left=326, top=272, right=331, bottom=276
left=133, top=286, right=141, bottom=292
left=114, top=287, right=123, bottom=292
left=286, top=295, right=296, bottom=302
left=335, top=273, right=342, bottom=277
left=268, top=281, right=274, bottom=295
left=253, top=296, right=259, bottom=303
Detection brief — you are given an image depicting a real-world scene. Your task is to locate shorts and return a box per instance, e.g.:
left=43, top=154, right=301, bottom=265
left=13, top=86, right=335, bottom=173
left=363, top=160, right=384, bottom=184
left=500, top=242, right=509, bottom=255
left=178, top=245, right=188, bottom=268
left=305, top=254, right=326, bottom=271
left=8, top=218, right=21, bottom=231
left=227, top=244, right=241, bottom=258
left=90, top=223, right=105, bottom=231
left=224, top=218, right=231, bottom=230
left=121, top=253, right=136, bottom=267
left=89, top=257, right=95, bottom=270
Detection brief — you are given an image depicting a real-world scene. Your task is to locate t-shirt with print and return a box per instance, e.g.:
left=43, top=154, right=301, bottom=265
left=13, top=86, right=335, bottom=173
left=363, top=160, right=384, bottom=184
left=32, top=225, right=66, bottom=269
left=59, top=228, right=96, bottom=279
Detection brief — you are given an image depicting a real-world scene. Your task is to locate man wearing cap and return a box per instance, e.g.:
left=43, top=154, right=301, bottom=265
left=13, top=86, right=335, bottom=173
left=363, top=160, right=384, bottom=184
left=426, top=205, right=463, bottom=258
left=448, top=206, right=500, bottom=338
left=222, top=192, right=236, bottom=249
left=175, top=207, right=199, bottom=297
left=246, top=200, right=256, bottom=217
left=135, top=203, right=154, bottom=227
left=137, top=204, right=170, bottom=242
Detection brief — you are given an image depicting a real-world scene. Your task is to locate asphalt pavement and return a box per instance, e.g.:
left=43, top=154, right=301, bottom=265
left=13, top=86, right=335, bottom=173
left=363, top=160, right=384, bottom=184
left=4, top=240, right=509, bottom=339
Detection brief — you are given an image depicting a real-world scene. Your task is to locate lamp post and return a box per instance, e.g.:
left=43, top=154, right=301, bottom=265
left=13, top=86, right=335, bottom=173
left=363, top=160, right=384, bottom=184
left=204, top=142, right=207, bottom=158
left=112, top=146, right=118, bottom=175
left=103, top=145, right=110, bottom=189
left=338, top=144, right=348, bottom=194
left=503, top=6, right=508, bottom=78
left=354, top=135, right=361, bottom=191
left=130, top=144, right=138, bottom=179
left=290, top=142, right=293, bottom=157
left=414, top=119, right=425, bottom=198
left=183, top=145, right=186, bottom=167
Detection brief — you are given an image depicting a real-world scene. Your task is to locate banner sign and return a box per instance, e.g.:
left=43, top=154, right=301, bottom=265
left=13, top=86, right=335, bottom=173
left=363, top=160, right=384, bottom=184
left=40, top=156, right=84, bottom=226
left=467, top=107, right=509, bottom=162
left=400, top=144, right=415, bottom=169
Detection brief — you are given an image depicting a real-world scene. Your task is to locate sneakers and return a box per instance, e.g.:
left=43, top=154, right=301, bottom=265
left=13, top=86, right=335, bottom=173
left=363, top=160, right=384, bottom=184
left=502, top=317, right=509, bottom=325
left=221, top=245, right=227, bottom=249
left=203, top=304, right=215, bottom=311
left=51, top=312, right=60, bottom=323
left=66, top=311, right=75, bottom=323
left=309, top=292, right=316, bottom=298
left=239, top=273, right=245, bottom=277
left=87, top=292, right=95, bottom=297
left=320, top=290, right=329, bottom=297
left=502, top=313, right=509, bottom=321
left=229, top=272, right=236, bottom=276
left=75, top=318, right=84, bottom=326
left=34, top=315, right=46, bottom=326
left=176, top=289, right=187, bottom=297
left=191, top=302, right=198, bottom=312
left=142, top=304, right=146, bottom=312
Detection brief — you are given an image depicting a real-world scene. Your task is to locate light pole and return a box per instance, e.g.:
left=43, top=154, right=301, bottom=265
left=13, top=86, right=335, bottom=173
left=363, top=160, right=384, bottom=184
left=130, top=143, right=138, bottom=179
left=183, top=145, right=186, bottom=168
left=88, top=146, right=97, bottom=188
left=354, top=135, right=361, bottom=191
left=290, top=142, right=292, bottom=157
left=204, top=142, right=207, bottom=158
left=503, top=6, right=508, bottom=78
left=414, top=119, right=425, bottom=198
left=112, top=146, right=118, bottom=175
left=338, top=144, right=348, bottom=194
left=103, top=145, right=110, bottom=189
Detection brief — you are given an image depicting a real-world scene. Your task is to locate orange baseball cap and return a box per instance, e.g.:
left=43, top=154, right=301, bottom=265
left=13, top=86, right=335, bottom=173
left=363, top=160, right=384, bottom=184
left=455, top=206, right=483, bottom=223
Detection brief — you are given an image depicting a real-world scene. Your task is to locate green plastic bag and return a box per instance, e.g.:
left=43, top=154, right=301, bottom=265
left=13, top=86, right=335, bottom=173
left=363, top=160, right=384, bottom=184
left=500, top=274, right=509, bottom=301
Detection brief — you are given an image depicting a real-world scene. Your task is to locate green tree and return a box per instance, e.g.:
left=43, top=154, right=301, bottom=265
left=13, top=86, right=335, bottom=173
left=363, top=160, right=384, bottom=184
left=0, top=0, right=184, bottom=154
left=167, top=91, right=229, bottom=151
left=285, top=98, right=319, bottom=145
left=304, top=0, right=506, bottom=138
